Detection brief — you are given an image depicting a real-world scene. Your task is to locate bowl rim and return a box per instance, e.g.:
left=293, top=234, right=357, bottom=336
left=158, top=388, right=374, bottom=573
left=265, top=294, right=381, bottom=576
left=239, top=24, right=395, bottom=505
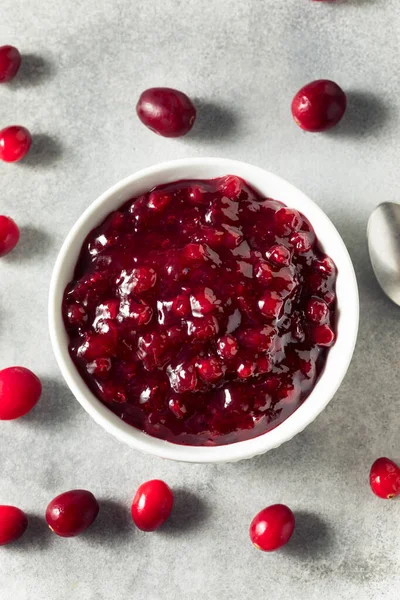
left=49, top=157, right=359, bottom=463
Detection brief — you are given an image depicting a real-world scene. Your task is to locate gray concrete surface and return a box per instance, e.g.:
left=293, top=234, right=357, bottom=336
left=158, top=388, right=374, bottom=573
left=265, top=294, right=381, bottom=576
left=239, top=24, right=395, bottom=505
left=1, top=0, right=399, bottom=598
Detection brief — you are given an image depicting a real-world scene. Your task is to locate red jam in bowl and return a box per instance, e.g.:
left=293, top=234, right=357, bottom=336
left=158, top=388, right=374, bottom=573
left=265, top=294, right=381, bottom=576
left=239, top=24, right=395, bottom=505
left=63, top=176, right=337, bottom=446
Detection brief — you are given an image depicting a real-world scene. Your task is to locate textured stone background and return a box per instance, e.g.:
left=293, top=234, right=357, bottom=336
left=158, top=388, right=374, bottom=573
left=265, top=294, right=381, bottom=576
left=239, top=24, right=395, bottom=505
left=1, top=0, right=399, bottom=598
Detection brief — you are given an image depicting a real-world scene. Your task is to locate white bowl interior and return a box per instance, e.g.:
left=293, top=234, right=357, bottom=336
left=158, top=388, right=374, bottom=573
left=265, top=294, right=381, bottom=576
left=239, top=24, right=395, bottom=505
left=49, top=158, right=359, bottom=463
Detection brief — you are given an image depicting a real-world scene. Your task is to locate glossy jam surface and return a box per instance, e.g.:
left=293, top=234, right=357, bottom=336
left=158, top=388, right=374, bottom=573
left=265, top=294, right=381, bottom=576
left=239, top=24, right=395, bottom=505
left=63, top=176, right=337, bottom=446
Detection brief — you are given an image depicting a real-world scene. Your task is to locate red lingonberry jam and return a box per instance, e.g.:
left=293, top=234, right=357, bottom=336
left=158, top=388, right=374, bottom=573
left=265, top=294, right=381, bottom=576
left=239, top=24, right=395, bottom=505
left=63, top=176, right=337, bottom=446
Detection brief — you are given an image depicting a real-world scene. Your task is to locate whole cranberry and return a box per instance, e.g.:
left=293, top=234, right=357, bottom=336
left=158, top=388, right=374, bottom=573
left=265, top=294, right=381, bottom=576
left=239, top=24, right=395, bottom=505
left=46, top=490, right=99, bottom=537
left=131, top=479, right=174, bottom=531
left=0, top=506, right=28, bottom=546
left=370, top=457, right=400, bottom=499
left=0, top=45, right=21, bottom=83
left=136, top=88, right=196, bottom=137
left=0, top=125, right=32, bottom=162
left=291, top=80, right=346, bottom=132
left=0, top=366, right=42, bottom=420
left=0, top=216, right=20, bottom=257
left=250, top=504, right=295, bottom=552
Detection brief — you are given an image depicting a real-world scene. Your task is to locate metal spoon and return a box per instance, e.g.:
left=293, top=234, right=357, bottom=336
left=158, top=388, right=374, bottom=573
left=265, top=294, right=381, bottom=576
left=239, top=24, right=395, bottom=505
left=368, top=202, right=400, bottom=305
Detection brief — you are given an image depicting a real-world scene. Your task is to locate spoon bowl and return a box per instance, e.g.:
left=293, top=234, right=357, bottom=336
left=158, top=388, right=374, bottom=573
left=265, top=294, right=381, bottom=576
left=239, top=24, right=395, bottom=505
left=368, top=202, right=400, bottom=305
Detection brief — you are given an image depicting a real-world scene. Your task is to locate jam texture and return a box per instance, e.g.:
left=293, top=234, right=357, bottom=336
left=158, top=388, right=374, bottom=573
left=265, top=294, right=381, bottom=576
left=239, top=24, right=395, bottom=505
left=63, top=176, right=337, bottom=446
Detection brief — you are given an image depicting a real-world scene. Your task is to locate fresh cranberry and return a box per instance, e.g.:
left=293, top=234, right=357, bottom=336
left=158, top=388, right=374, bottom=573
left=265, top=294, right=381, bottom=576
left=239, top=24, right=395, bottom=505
left=63, top=176, right=337, bottom=446
left=136, top=87, right=196, bottom=137
left=46, top=490, right=99, bottom=537
left=250, top=504, right=295, bottom=552
left=0, top=216, right=20, bottom=257
left=0, top=46, right=21, bottom=83
left=291, top=80, right=347, bottom=132
left=0, top=506, right=28, bottom=546
left=370, top=457, right=400, bottom=499
left=0, top=367, right=42, bottom=420
left=0, top=126, right=32, bottom=162
left=131, top=480, right=174, bottom=531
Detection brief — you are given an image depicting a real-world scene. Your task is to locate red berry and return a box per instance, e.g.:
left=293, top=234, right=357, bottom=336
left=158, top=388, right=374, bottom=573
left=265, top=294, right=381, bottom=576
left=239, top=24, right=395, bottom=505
left=254, top=260, right=273, bottom=285
left=238, top=327, right=274, bottom=351
left=0, top=506, right=28, bottom=546
left=218, top=175, right=244, bottom=200
left=182, top=243, right=207, bottom=263
left=196, top=356, right=224, bottom=382
left=217, top=334, right=239, bottom=360
left=237, top=360, right=256, bottom=379
left=266, top=244, right=291, bottom=267
left=0, top=366, right=42, bottom=420
left=0, top=126, right=32, bottom=162
left=171, top=294, right=191, bottom=317
left=148, top=190, right=172, bottom=212
left=306, top=297, right=329, bottom=325
left=275, top=208, right=302, bottom=236
left=250, top=504, right=295, bottom=552
left=46, top=490, right=99, bottom=537
left=168, top=360, right=197, bottom=393
left=0, top=215, right=20, bottom=257
left=258, top=292, right=284, bottom=320
left=120, top=298, right=153, bottom=325
left=0, top=45, right=21, bottom=83
left=188, top=185, right=207, bottom=205
left=136, top=88, right=196, bottom=137
left=291, top=80, right=347, bottom=132
left=370, top=457, right=400, bottom=500
left=118, top=267, right=157, bottom=295
left=187, top=314, right=219, bottom=341
left=131, top=480, right=174, bottom=531
left=190, top=287, right=219, bottom=317
left=311, top=324, right=335, bottom=347
left=290, top=232, right=312, bottom=254
left=168, top=396, right=187, bottom=419
left=65, top=303, right=88, bottom=327
left=87, top=357, right=112, bottom=377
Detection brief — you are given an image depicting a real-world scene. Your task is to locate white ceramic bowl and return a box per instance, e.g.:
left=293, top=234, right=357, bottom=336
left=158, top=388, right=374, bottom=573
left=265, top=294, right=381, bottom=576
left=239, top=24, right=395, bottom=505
left=49, top=158, right=359, bottom=463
